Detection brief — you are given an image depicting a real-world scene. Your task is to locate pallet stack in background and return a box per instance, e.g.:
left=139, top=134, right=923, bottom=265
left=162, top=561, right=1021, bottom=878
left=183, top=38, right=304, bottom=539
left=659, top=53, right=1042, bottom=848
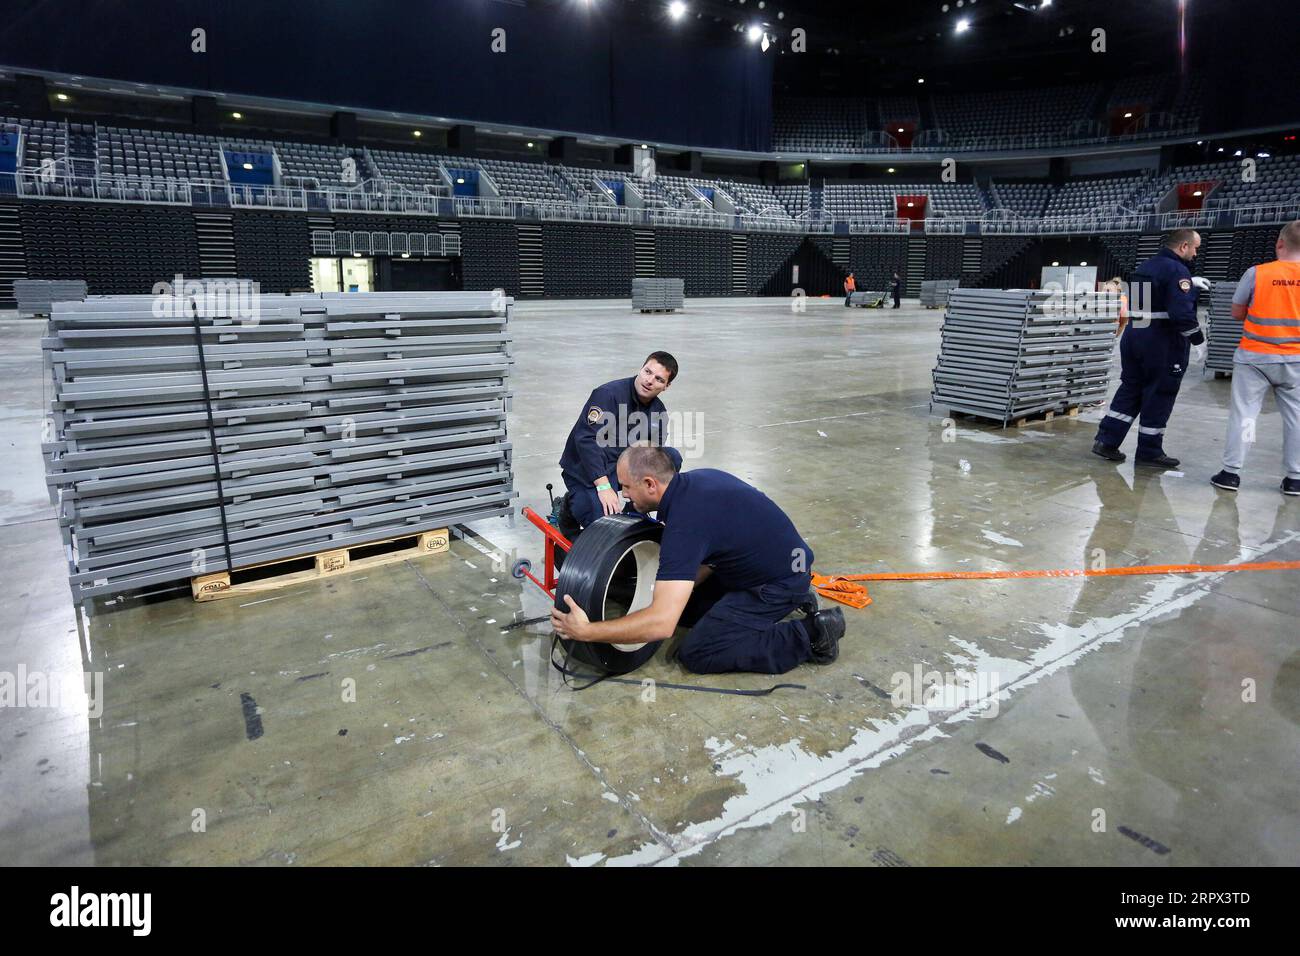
left=920, top=279, right=960, bottom=309
left=1205, top=280, right=1241, bottom=376
left=930, top=288, right=1122, bottom=427
left=13, top=279, right=88, bottom=316
left=631, top=277, right=684, bottom=312
left=42, top=290, right=516, bottom=601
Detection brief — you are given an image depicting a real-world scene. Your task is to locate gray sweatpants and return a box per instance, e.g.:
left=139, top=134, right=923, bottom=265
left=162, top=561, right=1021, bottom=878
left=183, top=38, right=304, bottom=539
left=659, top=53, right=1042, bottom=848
left=1222, top=361, right=1300, bottom=479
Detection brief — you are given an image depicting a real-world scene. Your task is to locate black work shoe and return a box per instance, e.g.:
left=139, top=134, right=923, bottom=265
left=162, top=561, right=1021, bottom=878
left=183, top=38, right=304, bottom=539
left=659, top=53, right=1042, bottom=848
left=1283, top=478, right=1300, bottom=496
left=799, top=588, right=820, bottom=617
left=1136, top=453, right=1180, bottom=468
left=1210, top=470, right=1240, bottom=491
left=1091, top=441, right=1126, bottom=462
left=808, top=607, right=846, bottom=665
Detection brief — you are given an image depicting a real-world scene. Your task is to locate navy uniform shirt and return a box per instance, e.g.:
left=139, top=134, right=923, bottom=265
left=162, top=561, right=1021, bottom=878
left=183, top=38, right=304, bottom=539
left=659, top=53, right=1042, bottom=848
left=1126, top=247, right=1205, bottom=345
left=559, top=377, right=669, bottom=489
left=654, top=469, right=813, bottom=591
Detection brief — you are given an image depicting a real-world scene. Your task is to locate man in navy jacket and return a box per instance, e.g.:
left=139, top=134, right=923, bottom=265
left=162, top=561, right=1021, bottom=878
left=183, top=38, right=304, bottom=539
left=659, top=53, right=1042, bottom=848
left=558, top=352, right=683, bottom=529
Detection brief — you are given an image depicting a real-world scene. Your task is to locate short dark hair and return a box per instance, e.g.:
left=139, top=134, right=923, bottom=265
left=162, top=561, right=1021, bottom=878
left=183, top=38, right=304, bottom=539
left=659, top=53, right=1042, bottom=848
left=644, top=351, right=678, bottom=384
left=1165, top=228, right=1200, bottom=250
left=1279, top=220, right=1300, bottom=251
left=620, top=445, right=675, bottom=483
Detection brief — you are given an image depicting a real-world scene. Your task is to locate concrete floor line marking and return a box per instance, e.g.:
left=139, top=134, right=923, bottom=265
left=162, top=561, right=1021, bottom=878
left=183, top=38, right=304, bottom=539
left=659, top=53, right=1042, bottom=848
left=627, top=530, right=1300, bottom=866
left=755, top=410, right=882, bottom=429
left=404, top=559, right=680, bottom=858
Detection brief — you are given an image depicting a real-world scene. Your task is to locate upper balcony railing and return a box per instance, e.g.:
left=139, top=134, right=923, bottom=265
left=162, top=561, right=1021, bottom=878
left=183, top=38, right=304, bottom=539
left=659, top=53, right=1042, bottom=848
left=6, top=165, right=1298, bottom=237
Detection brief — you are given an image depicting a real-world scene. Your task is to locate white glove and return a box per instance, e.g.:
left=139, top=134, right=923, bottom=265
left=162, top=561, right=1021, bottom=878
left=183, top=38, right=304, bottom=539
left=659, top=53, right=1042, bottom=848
left=1191, top=276, right=1212, bottom=292
left=1191, top=342, right=1207, bottom=365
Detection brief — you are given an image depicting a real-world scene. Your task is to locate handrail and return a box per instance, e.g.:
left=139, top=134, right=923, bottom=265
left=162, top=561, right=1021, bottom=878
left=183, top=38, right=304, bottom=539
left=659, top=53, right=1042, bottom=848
left=11, top=166, right=1300, bottom=234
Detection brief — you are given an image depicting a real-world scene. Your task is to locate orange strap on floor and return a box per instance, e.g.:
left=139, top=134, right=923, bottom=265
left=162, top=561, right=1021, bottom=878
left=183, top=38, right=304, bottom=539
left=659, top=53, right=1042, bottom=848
left=812, top=560, right=1300, bottom=610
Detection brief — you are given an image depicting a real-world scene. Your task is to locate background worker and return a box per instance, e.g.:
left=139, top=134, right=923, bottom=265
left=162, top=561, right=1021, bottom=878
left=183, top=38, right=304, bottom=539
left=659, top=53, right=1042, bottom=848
left=844, top=271, right=856, bottom=306
left=891, top=271, right=902, bottom=309
left=1102, top=276, right=1129, bottom=335
left=558, top=352, right=682, bottom=535
left=1210, top=220, right=1300, bottom=496
left=1092, top=229, right=1207, bottom=468
left=551, top=447, right=846, bottom=675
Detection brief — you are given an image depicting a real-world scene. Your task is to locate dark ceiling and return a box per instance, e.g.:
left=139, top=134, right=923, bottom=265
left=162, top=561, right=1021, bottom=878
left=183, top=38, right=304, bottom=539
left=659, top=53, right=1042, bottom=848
left=539, top=0, right=1281, bottom=95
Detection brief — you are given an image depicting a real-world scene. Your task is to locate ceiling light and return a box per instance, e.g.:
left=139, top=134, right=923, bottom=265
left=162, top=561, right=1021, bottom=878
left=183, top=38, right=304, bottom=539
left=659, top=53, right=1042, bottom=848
left=1217, top=147, right=1224, bottom=152
left=907, top=201, right=915, bottom=207
left=887, top=167, right=896, bottom=173
left=55, top=93, right=69, bottom=101
left=242, top=162, right=253, bottom=170
left=413, top=130, right=422, bottom=137
left=231, top=112, right=242, bottom=119
left=1234, top=149, right=1242, bottom=156
left=1124, top=112, right=1133, bottom=118
left=917, top=77, right=925, bottom=84
left=526, top=141, right=534, bottom=148
left=747, top=24, right=762, bottom=42
left=955, top=18, right=970, bottom=34
left=1079, top=261, right=1087, bottom=266
left=1196, top=140, right=1204, bottom=145
left=1051, top=261, right=1060, bottom=267
left=456, top=177, right=465, bottom=184
left=1192, top=190, right=1202, bottom=197
left=668, top=1, right=687, bottom=20
left=401, top=253, right=411, bottom=259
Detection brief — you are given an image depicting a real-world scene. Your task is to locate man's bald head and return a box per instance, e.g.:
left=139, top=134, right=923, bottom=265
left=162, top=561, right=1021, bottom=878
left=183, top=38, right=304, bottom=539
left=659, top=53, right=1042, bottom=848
left=616, top=445, right=675, bottom=513
left=620, top=445, right=675, bottom=483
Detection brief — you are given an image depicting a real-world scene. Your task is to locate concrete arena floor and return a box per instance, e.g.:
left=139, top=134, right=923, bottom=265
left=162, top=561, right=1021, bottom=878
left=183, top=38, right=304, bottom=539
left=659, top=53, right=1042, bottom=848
left=1, top=296, right=1297, bottom=867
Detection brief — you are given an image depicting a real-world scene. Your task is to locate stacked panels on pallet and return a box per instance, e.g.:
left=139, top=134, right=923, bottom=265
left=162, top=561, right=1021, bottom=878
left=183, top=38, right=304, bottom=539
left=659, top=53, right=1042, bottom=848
left=43, top=290, right=516, bottom=600
left=14, top=279, right=88, bottom=315
left=631, top=277, right=685, bottom=312
left=930, top=288, right=1122, bottom=426
left=1206, top=280, right=1241, bottom=374
left=920, top=279, right=960, bottom=309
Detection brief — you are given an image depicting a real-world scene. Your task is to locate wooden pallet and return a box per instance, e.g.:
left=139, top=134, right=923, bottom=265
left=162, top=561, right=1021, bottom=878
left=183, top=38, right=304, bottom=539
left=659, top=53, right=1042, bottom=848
left=636, top=307, right=678, bottom=313
left=191, top=528, right=450, bottom=602
left=1013, top=406, right=1080, bottom=428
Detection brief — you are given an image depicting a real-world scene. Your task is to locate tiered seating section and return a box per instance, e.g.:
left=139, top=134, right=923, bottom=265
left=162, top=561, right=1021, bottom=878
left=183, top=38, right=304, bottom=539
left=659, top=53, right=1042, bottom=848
left=5, top=113, right=1298, bottom=231
left=930, top=84, right=1102, bottom=146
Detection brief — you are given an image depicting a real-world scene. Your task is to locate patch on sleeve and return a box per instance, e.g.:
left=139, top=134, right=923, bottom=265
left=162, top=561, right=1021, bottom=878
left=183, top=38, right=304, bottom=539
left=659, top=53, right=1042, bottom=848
left=586, top=406, right=603, bottom=425
left=1178, top=278, right=1192, bottom=293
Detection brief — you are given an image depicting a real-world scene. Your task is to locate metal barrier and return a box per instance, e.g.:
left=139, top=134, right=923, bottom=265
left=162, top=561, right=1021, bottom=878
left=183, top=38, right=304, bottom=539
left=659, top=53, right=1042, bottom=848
left=228, top=182, right=307, bottom=210
left=847, top=218, right=911, bottom=234
left=922, top=218, right=968, bottom=234
left=314, top=230, right=458, bottom=257
left=16, top=169, right=195, bottom=205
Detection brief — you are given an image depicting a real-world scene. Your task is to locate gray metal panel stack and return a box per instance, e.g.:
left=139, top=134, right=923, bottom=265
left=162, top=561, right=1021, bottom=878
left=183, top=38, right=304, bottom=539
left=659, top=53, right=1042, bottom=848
left=920, top=279, right=960, bottom=309
left=930, top=288, right=1121, bottom=426
left=631, top=277, right=684, bottom=312
left=14, top=279, right=88, bottom=316
left=1206, top=280, right=1241, bottom=375
left=42, top=291, right=516, bottom=600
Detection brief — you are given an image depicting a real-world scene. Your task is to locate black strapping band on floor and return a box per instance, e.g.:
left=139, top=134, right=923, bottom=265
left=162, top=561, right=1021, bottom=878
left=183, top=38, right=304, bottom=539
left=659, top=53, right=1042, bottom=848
left=502, top=615, right=550, bottom=631
left=191, top=301, right=235, bottom=578
left=598, top=676, right=807, bottom=697
left=549, top=634, right=803, bottom=695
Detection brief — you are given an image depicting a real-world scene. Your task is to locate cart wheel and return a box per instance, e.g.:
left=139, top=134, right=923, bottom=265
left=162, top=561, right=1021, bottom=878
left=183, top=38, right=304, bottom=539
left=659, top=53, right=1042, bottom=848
left=510, top=557, right=532, bottom=580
